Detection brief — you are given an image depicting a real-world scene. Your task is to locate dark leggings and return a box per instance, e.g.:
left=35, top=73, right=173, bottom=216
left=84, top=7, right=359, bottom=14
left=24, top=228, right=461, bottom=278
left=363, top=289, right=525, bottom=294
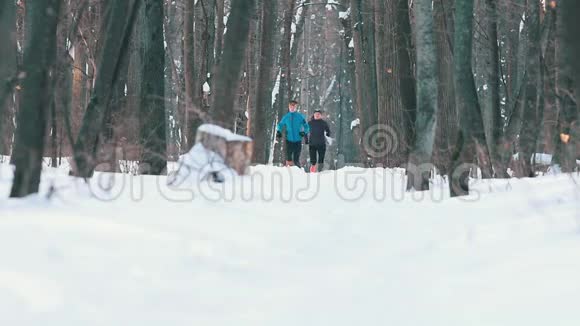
left=286, top=141, right=302, bottom=166
left=309, top=145, right=326, bottom=166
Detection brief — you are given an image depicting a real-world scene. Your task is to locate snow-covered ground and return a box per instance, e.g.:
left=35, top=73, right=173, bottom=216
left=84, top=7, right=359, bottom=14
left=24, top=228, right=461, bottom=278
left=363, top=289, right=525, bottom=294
left=1, top=161, right=580, bottom=325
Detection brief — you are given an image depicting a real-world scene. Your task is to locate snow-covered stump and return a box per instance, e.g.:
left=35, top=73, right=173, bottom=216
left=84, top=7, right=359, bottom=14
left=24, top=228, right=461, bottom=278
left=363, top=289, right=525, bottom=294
left=169, top=124, right=253, bottom=185
left=195, top=124, right=253, bottom=175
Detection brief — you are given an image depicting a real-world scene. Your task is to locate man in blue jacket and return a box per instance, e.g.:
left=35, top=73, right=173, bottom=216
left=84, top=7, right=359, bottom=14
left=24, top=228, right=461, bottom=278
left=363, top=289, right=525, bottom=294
left=276, top=100, right=310, bottom=167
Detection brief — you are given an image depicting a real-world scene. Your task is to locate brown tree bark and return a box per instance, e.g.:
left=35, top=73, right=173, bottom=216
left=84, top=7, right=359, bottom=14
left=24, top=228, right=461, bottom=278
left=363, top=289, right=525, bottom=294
left=485, top=0, right=502, bottom=175
left=351, top=0, right=378, bottom=165
left=449, top=0, right=493, bottom=197
left=518, top=0, right=542, bottom=177
left=72, top=0, right=141, bottom=178
left=0, top=0, right=18, bottom=156
left=396, top=0, right=417, bottom=165
left=375, top=0, right=407, bottom=167
left=211, top=0, right=256, bottom=129
left=433, top=0, right=457, bottom=175
left=138, top=0, right=167, bottom=175
left=554, top=0, right=580, bottom=172
left=183, top=0, right=196, bottom=149
left=10, top=0, right=61, bottom=197
left=407, top=0, right=438, bottom=191
left=273, top=0, right=298, bottom=164
left=252, top=0, right=278, bottom=163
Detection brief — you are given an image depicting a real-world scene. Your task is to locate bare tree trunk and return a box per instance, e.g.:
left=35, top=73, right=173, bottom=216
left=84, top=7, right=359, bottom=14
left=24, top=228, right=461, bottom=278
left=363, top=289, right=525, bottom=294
left=396, top=0, right=417, bottom=164
left=10, top=0, right=61, bottom=197
left=194, top=0, right=216, bottom=123
left=449, top=0, right=493, bottom=197
left=240, top=9, right=260, bottom=137
left=211, top=0, right=256, bottom=129
left=50, top=0, right=74, bottom=164
left=485, top=0, right=502, bottom=175
left=138, top=0, right=167, bottom=175
left=214, top=0, right=225, bottom=67
left=407, top=0, right=438, bottom=191
left=164, top=0, right=185, bottom=157
left=542, top=8, right=557, bottom=156
left=72, top=0, right=141, bottom=178
left=518, top=0, right=542, bottom=177
left=0, top=0, right=18, bottom=156
left=374, top=0, right=407, bottom=167
left=433, top=0, right=457, bottom=175
left=183, top=0, right=196, bottom=149
left=71, top=34, right=87, bottom=144
left=374, top=0, right=387, bottom=131
left=252, top=0, right=278, bottom=163
left=273, top=0, right=297, bottom=164
left=351, top=0, right=378, bottom=165
left=554, top=0, right=580, bottom=172
left=338, top=0, right=360, bottom=164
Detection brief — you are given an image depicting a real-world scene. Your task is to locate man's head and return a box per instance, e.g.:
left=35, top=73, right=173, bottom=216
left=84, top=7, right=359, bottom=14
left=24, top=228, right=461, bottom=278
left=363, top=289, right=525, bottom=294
left=313, top=110, right=322, bottom=120
left=288, top=100, right=298, bottom=112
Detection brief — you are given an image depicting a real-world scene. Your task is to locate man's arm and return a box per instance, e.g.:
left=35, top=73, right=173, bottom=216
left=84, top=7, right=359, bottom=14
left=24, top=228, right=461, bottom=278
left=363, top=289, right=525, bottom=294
left=325, top=121, right=331, bottom=136
left=302, top=115, right=310, bottom=133
left=277, top=114, right=287, bottom=132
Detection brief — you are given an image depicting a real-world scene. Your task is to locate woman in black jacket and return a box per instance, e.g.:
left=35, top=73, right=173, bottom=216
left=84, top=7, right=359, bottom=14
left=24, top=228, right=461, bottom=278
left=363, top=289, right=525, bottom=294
left=307, top=110, right=331, bottom=172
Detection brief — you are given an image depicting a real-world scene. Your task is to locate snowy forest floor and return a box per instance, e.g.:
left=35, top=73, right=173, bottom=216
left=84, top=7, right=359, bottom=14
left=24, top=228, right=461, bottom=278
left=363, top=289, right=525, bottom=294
left=1, top=161, right=580, bottom=325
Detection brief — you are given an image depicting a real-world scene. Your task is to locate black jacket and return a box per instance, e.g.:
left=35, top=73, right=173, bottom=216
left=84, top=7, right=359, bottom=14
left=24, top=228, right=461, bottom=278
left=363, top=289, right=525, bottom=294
left=308, top=119, right=330, bottom=146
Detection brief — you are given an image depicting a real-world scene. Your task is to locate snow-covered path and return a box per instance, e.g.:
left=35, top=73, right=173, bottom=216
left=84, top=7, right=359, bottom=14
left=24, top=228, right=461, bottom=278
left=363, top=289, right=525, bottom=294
left=1, top=163, right=579, bottom=325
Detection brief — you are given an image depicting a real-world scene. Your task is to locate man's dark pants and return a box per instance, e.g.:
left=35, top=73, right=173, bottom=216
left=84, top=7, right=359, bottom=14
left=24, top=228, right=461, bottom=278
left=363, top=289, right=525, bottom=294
left=286, top=140, right=302, bottom=167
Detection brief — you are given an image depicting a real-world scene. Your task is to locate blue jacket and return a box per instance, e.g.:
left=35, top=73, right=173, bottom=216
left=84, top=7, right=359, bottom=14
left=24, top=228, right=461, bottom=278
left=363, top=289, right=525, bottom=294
left=277, top=112, right=310, bottom=142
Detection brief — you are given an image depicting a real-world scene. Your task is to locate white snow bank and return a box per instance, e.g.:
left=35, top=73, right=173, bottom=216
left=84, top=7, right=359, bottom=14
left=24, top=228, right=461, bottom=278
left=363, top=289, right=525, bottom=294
left=1, top=162, right=580, bottom=325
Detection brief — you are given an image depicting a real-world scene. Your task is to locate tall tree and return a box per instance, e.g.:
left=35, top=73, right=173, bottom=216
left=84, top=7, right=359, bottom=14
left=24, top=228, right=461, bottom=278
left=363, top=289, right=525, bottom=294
left=214, top=0, right=226, bottom=67
left=252, top=0, right=278, bottom=163
left=273, top=0, right=297, bottom=163
left=395, top=0, right=417, bottom=166
left=72, top=0, right=141, bottom=178
left=484, top=0, right=502, bottom=173
left=433, top=0, right=457, bottom=175
left=449, top=0, right=493, bottom=197
left=518, top=0, right=542, bottom=177
left=183, top=0, right=196, bottom=148
left=374, top=0, right=409, bottom=167
left=195, top=0, right=216, bottom=110
left=164, top=0, right=185, bottom=157
left=211, top=0, right=256, bottom=129
left=10, top=0, right=61, bottom=197
left=139, top=0, right=167, bottom=175
left=554, top=0, right=580, bottom=172
left=351, top=0, right=378, bottom=165
left=563, top=1, right=580, bottom=106
left=407, top=0, right=438, bottom=191
left=0, top=0, right=18, bottom=156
